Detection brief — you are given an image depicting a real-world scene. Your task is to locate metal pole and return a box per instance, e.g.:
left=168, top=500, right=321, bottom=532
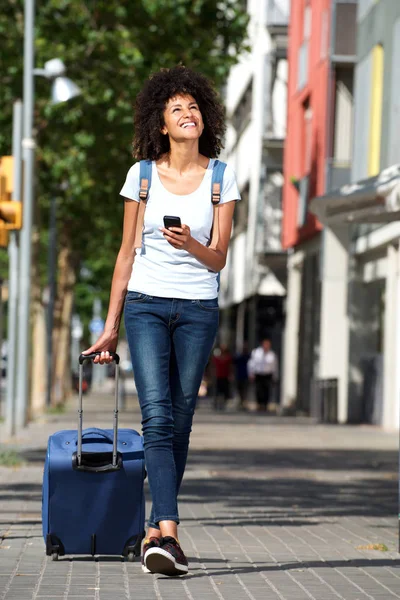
left=113, top=363, right=119, bottom=467
left=397, top=242, right=400, bottom=553
left=77, top=362, right=83, bottom=466
left=0, top=280, right=3, bottom=418
left=5, top=100, right=23, bottom=436
left=16, top=0, right=35, bottom=431
left=46, top=196, right=57, bottom=407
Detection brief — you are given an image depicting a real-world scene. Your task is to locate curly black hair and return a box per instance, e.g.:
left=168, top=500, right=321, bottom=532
left=132, top=66, right=226, bottom=161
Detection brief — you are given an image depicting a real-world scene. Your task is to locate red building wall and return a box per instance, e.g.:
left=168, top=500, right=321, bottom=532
left=282, top=0, right=332, bottom=249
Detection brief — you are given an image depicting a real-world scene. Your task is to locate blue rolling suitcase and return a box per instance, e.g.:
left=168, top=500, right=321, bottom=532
left=42, top=352, right=146, bottom=561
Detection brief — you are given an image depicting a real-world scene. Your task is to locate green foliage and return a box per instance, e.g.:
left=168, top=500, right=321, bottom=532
left=0, top=448, right=23, bottom=467
left=356, top=543, right=389, bottom=552
left=0, top=0, right=249, bottom=333
left=45, top=403, right=66, bottom=415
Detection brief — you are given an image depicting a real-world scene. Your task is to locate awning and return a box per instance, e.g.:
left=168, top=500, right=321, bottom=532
left=258, top=249, right=288, bottom=271
left=309, top=164, right=400, bottom=225
left=257, top=250, right=288, bottom=292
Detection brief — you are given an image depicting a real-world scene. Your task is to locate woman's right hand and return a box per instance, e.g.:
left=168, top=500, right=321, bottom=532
left=81, top=331, right=119, bottom=364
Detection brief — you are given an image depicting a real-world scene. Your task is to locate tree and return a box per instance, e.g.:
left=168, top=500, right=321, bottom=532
left=0, top=0, right=249, bottom=407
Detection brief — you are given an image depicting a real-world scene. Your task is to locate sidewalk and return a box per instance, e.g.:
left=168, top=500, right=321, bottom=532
left=0, top=384, right=399, bottom=600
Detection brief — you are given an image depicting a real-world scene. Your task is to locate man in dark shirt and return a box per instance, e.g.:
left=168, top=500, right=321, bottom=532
left=212, top=344, right=233, bottom=410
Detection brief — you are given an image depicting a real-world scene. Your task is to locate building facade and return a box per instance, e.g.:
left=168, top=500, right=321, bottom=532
left=220, top=0, right=289, bottom=359
left=281, top=0, right=357, bottom=414
left=311, top=0, right=400, bottom=429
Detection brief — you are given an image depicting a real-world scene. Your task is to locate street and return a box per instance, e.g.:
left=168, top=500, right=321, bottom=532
left=2, top=1, right=400, bottom=597
left=0, top=386, right=399, bottom=599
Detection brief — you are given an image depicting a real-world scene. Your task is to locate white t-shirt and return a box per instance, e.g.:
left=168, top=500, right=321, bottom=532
left=247, top=348, right=279, bottom=378
left=119, top=159, right=241, bottom=299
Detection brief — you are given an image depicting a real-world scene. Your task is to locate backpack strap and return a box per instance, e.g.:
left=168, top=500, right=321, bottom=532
left=133, top=159, right=227, bottom=254
left=209, top=159, right=227, bottom=250
left=134, top=160, right=152, bottom=250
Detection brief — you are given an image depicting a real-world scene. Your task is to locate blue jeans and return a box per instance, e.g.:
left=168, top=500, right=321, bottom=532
left=124, top=292, right=219, bottom=529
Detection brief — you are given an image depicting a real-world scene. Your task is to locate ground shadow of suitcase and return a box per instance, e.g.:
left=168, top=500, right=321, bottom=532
left=42, top=352, right=145, bottom=561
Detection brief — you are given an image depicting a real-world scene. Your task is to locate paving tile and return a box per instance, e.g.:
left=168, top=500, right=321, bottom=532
left=0, top=391, right=399, bottom=599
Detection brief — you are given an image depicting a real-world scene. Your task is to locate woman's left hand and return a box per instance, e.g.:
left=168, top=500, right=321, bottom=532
left=160, top=224, right=193, bottom=250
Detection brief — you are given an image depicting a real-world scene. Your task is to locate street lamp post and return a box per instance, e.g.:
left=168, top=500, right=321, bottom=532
left=5, top=100, right=23, bottom=437
left=15, top=0, right=81, bottom=429
left=16, top=0, right=36, bottom=431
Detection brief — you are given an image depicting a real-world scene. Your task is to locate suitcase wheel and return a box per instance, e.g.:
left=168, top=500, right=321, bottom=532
left=46, top=534, right=64, bottom=560
left=123, top=531, right=145, bottom=561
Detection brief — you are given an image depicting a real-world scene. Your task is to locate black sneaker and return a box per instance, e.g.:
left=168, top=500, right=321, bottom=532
left=144, top=536, right=189, bottom=576
left=141, top=537, right=161, bottom=573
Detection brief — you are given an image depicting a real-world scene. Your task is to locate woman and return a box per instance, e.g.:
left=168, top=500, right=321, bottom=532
left=83, top=66, right=240, bottom=576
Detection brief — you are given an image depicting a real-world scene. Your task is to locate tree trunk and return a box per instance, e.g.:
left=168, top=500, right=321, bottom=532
left=30, top=229, right=47, bottom=418
left=30, top=301, right=47, bottom=417
left=52, top=242, right=76, bottom=405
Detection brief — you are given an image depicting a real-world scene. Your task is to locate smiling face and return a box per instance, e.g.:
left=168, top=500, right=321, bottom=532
left=161, top=94, right=204, bottom=142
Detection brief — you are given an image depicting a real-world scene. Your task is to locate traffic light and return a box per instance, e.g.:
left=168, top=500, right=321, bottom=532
left=0, top=226, right=8, bottom=249
left=0, top=156, right=22, bottom=232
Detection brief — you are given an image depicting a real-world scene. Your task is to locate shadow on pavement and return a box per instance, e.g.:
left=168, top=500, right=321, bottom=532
left=179, top=447, right=397, bottom=519
left=19, top=446, right=397, bottom=470
left=1, top=448, right=396, bottom=522
left=40, top=556, right=400, bottom=570
left=178, top=475, right=396, bottom=519
left=0, top=520, right=41, bottom=525
left=14, top=445, right=397, bottom=529
left=18, top=448, right=47, bottom=463
left=0, top=482, right=42, bottom=502
left=181, top=557, right=400, bottom=580
left=187, top=447, right=398, bottom=472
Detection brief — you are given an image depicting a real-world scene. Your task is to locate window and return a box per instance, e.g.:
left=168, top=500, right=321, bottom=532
left=297, top=99, right=312, bottom=228
left=303, top=3, right=311, bottom=39
left=298, top=2, right=311, bottom=90
left=231, top=80, right=253, bottom=137
left=297, top=174, right=310, bottom=227
left=335, top=2, right=357, bottom=56
left=267, top=56, right=288, bottom=138
left=298, top=42, right=308, bottom=90
left=262, top=171, right=284, bottom=251
left=267, top=0, right=290, bottom=26
left=333, top=69, right=354, bottom=164
left=303, top=103, right=313, bottom=174
left=331, top=67, right=354, bottom=189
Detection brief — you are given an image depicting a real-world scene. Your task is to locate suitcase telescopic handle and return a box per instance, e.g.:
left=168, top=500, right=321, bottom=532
left=77, top=353, right=121, bottom=469
left=79, top=351, right=120, bottom=364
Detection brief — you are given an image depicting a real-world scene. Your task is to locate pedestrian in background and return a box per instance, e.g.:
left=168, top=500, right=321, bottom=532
left=234, top=342, right=250, bottom=410
left=212, top=343, right=233, bottom=410
left=83, top=66, right=240, bottom=576
left=247, top=338, right=279, bottom=412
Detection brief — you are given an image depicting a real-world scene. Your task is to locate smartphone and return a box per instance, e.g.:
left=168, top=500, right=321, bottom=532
left=163, top=215, right=182, bottom=230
